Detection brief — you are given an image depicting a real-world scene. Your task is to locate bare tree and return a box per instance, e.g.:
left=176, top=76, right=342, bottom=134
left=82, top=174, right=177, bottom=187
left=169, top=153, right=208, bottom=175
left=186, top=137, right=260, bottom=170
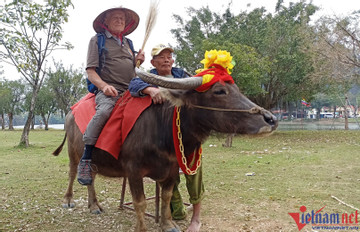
left=0, top=0, right=73, bottom=146
left=313, top=12, right=360, bottom=129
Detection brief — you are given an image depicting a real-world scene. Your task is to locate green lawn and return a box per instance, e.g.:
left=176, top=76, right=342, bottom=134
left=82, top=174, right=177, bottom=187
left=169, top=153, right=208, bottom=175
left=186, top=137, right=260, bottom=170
left=1, top=129, right=359, bottom=231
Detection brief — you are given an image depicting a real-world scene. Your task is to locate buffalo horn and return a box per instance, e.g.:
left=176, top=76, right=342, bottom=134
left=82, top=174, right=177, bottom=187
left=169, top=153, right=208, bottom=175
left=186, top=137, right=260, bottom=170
left=135, top=68, right=203, bottom=89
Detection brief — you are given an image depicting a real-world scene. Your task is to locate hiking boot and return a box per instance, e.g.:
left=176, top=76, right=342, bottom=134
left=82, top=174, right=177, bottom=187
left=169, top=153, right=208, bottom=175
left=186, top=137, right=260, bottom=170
left=77, top=159, right=92, bottom=185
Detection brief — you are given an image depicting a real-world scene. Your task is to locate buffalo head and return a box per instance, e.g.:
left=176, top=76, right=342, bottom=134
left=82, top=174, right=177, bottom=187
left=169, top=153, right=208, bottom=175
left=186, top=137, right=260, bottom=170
left=135, top=68, right=278, bottom=135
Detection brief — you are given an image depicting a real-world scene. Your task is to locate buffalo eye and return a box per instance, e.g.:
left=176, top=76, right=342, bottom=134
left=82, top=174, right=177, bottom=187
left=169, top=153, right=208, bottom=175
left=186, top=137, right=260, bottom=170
left=213, top=89, right=227, bottom=95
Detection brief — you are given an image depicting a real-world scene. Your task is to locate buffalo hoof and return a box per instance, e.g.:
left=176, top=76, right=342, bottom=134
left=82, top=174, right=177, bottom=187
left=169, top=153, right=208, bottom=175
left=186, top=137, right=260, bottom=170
left=91, top=209, right=102, bottom=214
left=62, top=203, right=75, bottom=208
left=164, top=228, right=181, bottom=232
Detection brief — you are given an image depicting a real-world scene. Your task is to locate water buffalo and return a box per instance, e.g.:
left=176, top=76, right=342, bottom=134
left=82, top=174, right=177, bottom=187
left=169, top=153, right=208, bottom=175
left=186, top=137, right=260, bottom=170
left=52, top=68, right=278, bottom=232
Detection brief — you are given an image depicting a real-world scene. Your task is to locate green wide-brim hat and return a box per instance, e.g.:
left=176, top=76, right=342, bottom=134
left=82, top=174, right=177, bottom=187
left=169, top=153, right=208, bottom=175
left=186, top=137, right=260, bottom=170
left=93, top=7, right=140, bottom=36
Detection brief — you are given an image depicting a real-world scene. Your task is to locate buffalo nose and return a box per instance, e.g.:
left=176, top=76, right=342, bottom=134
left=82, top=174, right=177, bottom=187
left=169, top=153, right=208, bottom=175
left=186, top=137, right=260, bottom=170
left=263, top=111, right=278, bottom=130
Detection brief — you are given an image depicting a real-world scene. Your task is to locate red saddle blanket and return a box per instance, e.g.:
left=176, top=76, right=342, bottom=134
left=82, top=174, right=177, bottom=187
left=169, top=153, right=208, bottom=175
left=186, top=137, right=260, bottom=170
left=70, top=91, right=152, bottom=159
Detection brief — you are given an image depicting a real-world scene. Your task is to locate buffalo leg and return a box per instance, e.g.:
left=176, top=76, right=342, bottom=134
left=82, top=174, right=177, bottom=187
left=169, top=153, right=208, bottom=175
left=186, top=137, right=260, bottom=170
left=160, top=181, right=181, bottom=232
left=128, top=176, right=147, bottom=232
left=63, top=119, right=83, bottom=209
left=62, top=157, right=77, bottom=208
left=86, top=173, right=103, bottom=214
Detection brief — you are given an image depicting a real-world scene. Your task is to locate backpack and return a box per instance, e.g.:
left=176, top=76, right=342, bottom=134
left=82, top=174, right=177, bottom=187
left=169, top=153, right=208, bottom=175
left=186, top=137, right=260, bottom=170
left=86, top=33, right=136, bottom=93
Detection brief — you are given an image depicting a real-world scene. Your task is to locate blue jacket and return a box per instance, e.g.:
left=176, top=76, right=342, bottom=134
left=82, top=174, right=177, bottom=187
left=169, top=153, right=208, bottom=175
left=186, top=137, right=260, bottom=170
left=129, top=67, right=190, bottom=97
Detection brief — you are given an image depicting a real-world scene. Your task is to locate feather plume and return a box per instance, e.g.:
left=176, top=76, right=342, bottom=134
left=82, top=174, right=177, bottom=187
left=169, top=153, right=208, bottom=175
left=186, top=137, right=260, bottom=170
left=137, top=0, right=159, bottom=67
left=141, top=0, right=158, bottom=51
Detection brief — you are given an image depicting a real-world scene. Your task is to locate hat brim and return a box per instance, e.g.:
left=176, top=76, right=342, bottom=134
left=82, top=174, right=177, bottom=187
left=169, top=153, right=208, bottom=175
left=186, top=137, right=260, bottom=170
left=152, top=47, right=174, bottom=57
left=93, top=7, right=139, bottom=36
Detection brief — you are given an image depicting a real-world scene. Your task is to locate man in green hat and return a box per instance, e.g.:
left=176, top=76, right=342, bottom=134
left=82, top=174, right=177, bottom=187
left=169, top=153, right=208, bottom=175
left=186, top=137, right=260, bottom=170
left=77, top=7, right=144, bottom=186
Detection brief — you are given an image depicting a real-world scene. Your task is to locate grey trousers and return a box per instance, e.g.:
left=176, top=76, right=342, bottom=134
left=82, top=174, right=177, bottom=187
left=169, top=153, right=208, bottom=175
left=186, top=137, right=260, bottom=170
left=83, top=91, right=121, bottom=145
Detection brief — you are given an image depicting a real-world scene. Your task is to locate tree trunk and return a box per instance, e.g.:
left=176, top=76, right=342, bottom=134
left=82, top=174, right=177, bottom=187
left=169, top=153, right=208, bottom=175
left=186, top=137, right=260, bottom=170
left=344, top=95, right=349, bottom=130
left=31, top=116, right=35, bottom=130
left=42, top=114, right=48, bottom=130
left=20, top=114, right=32, bottom=147
left=316, top=107, right=321, bottom=120
left=1, top=113, right=4, bottom=130
left=344, top=114, right=349, bottom=130
left=8, top=112, right=14, bottom=130
left=20, top=87, right=39, bottom=147
left=222, top=134, right=235, bottom=147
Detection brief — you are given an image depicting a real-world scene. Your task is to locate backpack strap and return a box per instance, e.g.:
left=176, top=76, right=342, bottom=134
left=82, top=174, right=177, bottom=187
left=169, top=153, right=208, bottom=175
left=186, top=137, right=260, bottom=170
left=96, top=32, right=107, bottom=75
left=86, top=33, right=106, bottom=93
left=126, top=38, right=136, bottom=55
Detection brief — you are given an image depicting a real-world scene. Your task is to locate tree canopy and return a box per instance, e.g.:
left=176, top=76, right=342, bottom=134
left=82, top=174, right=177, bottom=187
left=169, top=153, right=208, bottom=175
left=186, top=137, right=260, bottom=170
left=171, top=1, right=323, bottom=109
left=47, top=61, right=87, bottom=116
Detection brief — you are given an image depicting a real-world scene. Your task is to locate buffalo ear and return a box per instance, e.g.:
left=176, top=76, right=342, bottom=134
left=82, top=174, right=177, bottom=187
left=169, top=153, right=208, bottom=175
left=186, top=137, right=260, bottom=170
left=159, top=88, right=186, bottom=107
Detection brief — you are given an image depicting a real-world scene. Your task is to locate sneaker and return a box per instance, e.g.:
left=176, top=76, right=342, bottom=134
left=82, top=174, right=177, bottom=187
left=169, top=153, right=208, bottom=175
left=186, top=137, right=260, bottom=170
left=77, top=159, right=92, bottom=185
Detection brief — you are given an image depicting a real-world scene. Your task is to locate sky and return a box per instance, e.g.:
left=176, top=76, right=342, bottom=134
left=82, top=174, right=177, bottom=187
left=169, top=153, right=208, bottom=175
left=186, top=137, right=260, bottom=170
left=2, top=0, right=360, bottom=79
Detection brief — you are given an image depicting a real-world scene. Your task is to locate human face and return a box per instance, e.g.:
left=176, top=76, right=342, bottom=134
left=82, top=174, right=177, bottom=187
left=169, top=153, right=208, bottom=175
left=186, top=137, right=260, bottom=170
left=105, top=10, right=126, bottom=34
left=151, top=50, right=174, bottom=76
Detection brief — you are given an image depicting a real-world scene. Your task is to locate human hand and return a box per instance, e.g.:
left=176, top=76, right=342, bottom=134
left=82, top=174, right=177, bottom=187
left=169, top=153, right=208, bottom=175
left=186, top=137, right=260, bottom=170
left=135, top=49, right=145, bottom=66
left=101, top=84, right=118, bottom=97
left=144, top=87, right=164, bottom=104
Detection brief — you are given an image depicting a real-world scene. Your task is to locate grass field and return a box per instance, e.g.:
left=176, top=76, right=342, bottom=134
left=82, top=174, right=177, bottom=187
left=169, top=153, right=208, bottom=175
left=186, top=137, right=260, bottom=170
left=1, top=129, right=359, bottom=232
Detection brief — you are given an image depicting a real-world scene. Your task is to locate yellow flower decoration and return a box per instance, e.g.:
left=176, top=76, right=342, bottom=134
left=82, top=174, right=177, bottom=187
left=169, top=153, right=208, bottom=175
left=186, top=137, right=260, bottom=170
left=197, top=49, right=235, bottom=74
left=201, top=50, right=218, bottom=69
left=194, top=50, right=236, bottom=91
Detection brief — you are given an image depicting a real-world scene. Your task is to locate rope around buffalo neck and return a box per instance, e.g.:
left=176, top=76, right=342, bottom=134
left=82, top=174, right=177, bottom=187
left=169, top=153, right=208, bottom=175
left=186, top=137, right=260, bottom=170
left=172, top=105, right=265, bottom=175
left=189, top=104, right=265, bottom=114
